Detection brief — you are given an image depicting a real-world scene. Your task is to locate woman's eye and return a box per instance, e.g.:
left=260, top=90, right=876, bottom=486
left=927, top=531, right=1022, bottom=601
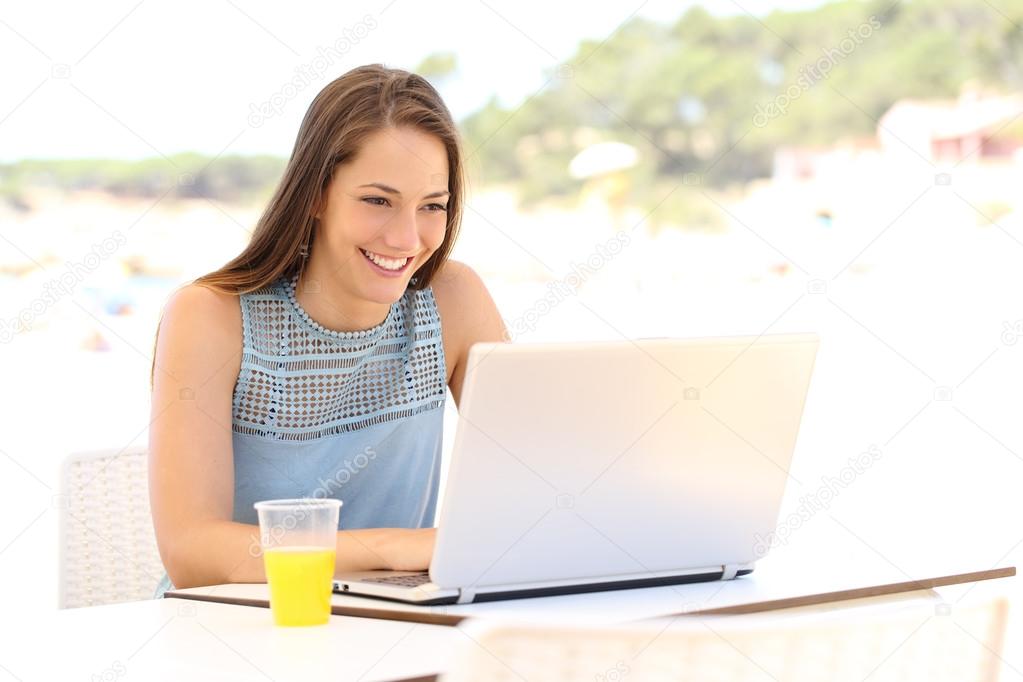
left=363, top=197, right=446, bottom=211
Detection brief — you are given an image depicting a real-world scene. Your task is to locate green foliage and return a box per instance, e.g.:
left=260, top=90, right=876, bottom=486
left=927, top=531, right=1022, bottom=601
left=416, top=51, right=458, bottom=81
left=5, top=0, right=1022, bottom=219
left=0, top=154, right=285, bottom=208
left=461, top=0, right=1023, bottom=213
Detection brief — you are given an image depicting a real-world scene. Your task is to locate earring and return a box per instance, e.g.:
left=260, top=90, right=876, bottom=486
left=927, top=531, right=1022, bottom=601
left=299, top=243, right=309, bottom=258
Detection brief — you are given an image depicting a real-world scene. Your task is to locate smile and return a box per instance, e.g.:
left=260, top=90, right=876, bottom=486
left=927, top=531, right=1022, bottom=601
left=360, top=248, right=414, bottom=274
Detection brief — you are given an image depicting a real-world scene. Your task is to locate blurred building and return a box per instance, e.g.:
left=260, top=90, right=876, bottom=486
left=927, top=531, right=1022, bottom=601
left=772, top=138, right=879, bottom=183
left=878, top=90, right=1023, bottom=164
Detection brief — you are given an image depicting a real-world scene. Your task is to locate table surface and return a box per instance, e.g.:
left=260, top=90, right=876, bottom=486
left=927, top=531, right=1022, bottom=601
left=7, top=517, right=1019, bottom=681
left=165, top=521, right=1017, bottom=627
left=167, top=565, right=1014, bottom=627
left=2, top=595, right=460, bottom=682
left=3, top=578, right=1018, bottom=682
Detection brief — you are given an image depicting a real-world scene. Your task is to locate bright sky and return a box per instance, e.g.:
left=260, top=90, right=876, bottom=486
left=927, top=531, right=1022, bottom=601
left=0, top=0, right=826, bottom=161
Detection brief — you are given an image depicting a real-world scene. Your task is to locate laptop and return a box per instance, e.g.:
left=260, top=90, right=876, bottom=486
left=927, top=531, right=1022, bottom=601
left=333, top=332, right=820, bottom=605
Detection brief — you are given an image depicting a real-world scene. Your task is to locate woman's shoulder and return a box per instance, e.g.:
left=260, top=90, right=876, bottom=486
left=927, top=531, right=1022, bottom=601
left=164, top=281, right=240, bottom=320
left=152, top=281, right=245, bottom=398
left=429, top=259, right=480, bottom=333
left=429, top=259, right=486, bottom=307
left=428, top=259, right=509, bottom=404
left=429, top=258, right=506, bottom=336
left=159, top=282, right=242, bottom=350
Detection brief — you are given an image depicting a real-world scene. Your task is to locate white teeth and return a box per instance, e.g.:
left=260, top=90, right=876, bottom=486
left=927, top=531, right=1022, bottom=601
left=361, top=249, right=409, bottom=271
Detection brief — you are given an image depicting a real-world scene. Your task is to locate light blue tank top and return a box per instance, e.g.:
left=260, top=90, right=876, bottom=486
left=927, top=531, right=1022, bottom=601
left=153, top=273, right=447, bottom=597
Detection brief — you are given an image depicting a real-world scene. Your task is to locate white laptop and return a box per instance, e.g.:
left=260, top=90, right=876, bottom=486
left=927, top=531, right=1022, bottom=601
left=333, top=332, right=819, bottom=605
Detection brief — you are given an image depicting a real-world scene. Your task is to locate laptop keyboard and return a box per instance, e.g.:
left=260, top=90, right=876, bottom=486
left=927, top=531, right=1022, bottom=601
left=360, top=572, right=432, bottom=587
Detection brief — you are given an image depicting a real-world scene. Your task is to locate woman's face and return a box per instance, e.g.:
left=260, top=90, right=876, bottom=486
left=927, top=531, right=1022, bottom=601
left=313, top=125, right=450, bottom=304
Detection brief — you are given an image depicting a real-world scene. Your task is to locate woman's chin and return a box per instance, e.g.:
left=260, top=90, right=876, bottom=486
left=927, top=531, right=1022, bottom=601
left=358, top=278, right=411, bottom=304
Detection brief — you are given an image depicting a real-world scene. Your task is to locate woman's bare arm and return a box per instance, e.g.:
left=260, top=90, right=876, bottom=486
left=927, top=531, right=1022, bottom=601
left=432, top=260, right=510, bottom=409
left=148, top=284, right=433, bottom=589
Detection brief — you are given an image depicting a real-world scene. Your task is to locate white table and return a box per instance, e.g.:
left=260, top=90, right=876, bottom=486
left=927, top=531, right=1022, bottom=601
left=167, top=566, right=1014, bottom=627
left=3, top=576, right=1019, bottom=682
left=166, top=520, right=1017, bottom=626
left=0, top=596, right=461, bottom=682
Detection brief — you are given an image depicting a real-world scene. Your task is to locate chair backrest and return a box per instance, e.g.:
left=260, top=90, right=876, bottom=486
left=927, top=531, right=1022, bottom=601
left=57, top=446, right=166, bottom=609
left=440, top=596, right=1010, bottom=682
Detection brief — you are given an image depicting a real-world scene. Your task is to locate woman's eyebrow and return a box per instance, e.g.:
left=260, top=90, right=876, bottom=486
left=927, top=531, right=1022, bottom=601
left=357, top=182, right=450, bottom=199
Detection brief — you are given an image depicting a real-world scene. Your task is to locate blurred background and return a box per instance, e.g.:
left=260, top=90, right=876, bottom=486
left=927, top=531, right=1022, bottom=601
left=2, top=0, right=1022, bottom=613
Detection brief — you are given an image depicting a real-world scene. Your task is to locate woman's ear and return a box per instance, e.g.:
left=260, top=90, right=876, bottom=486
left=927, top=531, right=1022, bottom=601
left=312, top=174, right=331, bottom=221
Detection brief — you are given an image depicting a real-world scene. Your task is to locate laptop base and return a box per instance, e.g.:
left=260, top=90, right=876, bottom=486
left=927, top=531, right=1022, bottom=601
left=335, top=567, right=754, bottom=606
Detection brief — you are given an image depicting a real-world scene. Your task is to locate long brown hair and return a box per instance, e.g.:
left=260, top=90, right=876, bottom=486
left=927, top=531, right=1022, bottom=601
left=196, top=63, right=465, bottom=294
left=151, top=64, right=465, bottom=387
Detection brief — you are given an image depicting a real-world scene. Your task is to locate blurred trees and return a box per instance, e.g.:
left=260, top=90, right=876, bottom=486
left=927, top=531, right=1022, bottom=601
left=462, top=0, right=1023, bottom=209
left=2, top=0, right=1020, bottom=216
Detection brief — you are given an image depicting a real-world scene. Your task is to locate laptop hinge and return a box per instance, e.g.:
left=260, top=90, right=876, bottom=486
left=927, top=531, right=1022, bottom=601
left=455, top=587, right=477, bottom=604
left=721, top=563, right=740, bottom=580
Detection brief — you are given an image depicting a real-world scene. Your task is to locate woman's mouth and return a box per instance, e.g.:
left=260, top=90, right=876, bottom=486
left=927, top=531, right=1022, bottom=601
left=359, top=248, right=414, bottom=276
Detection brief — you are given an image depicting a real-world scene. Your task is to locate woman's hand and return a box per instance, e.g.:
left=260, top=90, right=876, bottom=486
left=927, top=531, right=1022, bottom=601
left=386, top=527, right=436, bottom=571
left=397, top=527, right=437, bottom=571
left=335, top=527, right=437, bottom=574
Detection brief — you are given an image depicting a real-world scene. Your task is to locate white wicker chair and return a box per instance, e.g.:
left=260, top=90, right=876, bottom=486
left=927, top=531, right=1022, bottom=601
left=440, top=596, right=1010, bottom=682
left=57, top=446, right=166, bottom=609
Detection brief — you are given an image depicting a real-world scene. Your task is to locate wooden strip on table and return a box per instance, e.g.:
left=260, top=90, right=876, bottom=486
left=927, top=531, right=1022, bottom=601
left=166, top=565, right=1015, bottom=626
left=686, top=566, right=1016, bottom=616
left=164, top=590, right=467, bottom=626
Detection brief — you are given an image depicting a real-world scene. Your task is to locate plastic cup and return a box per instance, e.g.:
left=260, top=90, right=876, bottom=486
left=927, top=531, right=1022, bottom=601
left=254, top=498, right=342, bottom=626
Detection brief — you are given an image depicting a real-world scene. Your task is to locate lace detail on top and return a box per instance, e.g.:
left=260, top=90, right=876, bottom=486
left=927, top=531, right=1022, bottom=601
left=232, top=275, right=446, bottom=441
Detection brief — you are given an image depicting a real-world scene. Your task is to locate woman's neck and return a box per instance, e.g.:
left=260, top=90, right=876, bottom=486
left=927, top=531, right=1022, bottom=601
left=293, top=260, right=392, bottom=333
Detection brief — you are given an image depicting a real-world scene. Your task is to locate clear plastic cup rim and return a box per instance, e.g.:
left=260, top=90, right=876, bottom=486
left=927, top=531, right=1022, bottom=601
left=253, top=498, right=343, bottom=511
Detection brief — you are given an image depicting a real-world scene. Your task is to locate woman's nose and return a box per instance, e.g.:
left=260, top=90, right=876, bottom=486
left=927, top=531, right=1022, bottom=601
left=383, top=205, right=422, bottom=252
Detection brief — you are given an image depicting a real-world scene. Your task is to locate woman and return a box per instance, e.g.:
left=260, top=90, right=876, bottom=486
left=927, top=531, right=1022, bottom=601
left=149, top=64, right=507, bottom=596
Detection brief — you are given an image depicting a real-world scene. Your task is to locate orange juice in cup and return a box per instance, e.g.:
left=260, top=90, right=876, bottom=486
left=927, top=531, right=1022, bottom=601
left=254, top=499, right=342, bottom=626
